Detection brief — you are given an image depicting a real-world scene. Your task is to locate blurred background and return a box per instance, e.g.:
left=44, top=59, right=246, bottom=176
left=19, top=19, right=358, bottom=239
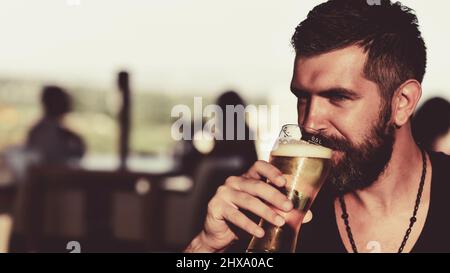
left=0, top=0, right=448, bottom=252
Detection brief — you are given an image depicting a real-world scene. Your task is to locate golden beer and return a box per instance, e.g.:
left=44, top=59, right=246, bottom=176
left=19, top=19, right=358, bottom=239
left=246, top=141, right=332, bottom=253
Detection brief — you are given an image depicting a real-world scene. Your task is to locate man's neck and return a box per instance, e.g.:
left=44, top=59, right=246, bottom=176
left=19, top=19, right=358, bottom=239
left=345, top=126, right=426, bottom=216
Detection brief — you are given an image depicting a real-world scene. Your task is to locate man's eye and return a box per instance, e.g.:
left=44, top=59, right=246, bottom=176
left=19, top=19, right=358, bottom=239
left=328, top=94, right=349, bottom=103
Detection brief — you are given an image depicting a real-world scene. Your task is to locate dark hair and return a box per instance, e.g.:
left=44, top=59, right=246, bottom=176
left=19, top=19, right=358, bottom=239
left=412, top=97, right=450, bottom=150
left=41, top=85, right=71, bottom=118
left=291, top=0, right=427, bottom=103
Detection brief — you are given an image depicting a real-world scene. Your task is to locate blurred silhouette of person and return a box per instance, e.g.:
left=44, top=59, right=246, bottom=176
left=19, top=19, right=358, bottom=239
left=172, top=119, right=207, bottom=177
left=208, top=91, right=258, bottom=163
left=26, top=85, right=86, bottom=166
left=190, top=90, right=258, bottom=235
left=412, top=97, right=450, bottom=155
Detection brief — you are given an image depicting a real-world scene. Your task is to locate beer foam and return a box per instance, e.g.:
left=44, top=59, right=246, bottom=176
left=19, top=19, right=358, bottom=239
left=271, top=142, right=332, bottom=159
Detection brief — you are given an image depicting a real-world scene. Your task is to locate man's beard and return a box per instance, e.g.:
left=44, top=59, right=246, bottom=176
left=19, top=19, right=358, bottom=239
left=321, top=106, right=396, bottom=194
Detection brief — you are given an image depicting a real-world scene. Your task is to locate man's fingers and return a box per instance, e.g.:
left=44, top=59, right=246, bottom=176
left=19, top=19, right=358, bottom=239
left=225, top=177, right=293, bottom=212
left=245, top=160, right=286, bottom=187
left=228, top=189, right=287, bottom=227
left=222, top=205, right=265, bottom=238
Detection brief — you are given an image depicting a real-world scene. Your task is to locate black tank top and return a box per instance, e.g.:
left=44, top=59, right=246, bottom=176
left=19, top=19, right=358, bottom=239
left=296, top=151, right=450, bottom=253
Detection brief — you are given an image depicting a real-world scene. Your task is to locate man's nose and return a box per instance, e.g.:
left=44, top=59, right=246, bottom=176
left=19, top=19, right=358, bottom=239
left=299, top=96, right=328, bottom=131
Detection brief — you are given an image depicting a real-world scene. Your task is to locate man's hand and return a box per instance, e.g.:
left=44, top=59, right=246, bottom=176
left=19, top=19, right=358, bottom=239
left=184, top=160, right=294, bottom=253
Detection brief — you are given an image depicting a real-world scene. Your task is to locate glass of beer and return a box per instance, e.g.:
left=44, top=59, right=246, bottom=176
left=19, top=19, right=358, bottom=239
left=246, top=124, right=332, bottom=253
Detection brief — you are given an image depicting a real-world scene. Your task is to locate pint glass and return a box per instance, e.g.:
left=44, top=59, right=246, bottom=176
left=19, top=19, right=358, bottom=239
left=246, top=124, right=332, bottom=253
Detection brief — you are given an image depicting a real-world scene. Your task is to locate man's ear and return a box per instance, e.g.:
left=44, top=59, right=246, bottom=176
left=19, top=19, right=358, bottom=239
left=392, top=80, right=422, bottom=127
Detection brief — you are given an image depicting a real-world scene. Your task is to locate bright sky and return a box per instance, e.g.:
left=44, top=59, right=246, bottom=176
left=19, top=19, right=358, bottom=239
left=0, top=0, right=449, bottom=102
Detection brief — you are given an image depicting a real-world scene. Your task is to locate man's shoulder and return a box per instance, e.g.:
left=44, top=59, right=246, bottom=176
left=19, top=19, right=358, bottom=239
left=415, top=151, right=450, bottom=252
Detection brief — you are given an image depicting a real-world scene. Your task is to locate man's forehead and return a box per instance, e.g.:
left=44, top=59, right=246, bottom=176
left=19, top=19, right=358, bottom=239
left=291, top=45, right=372, bottom=93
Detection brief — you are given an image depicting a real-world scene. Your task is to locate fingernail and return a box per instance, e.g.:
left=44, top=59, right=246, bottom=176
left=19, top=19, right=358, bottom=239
left=275, top=215, right=285, bottom=226
left=283, top=201, right=293, bottom=211
left=277, top=176, right=287, bottom=185
left=256, top=228, right=264, bottom=238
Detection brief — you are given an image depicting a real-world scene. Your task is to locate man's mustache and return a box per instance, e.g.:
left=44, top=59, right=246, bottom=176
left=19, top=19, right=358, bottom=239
left=314, top=132, right=353, bottom=152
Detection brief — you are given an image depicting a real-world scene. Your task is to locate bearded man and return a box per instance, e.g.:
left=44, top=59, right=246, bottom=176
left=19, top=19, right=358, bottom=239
left=184, top=0, right=450, bottom=253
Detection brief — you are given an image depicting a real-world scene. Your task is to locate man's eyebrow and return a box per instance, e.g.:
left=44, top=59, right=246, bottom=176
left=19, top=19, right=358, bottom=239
left=290, top=86, right=361, bottom=98
left=290, top=86, right=309, bottom=97
left=320, top=88, right=361, bottom=98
